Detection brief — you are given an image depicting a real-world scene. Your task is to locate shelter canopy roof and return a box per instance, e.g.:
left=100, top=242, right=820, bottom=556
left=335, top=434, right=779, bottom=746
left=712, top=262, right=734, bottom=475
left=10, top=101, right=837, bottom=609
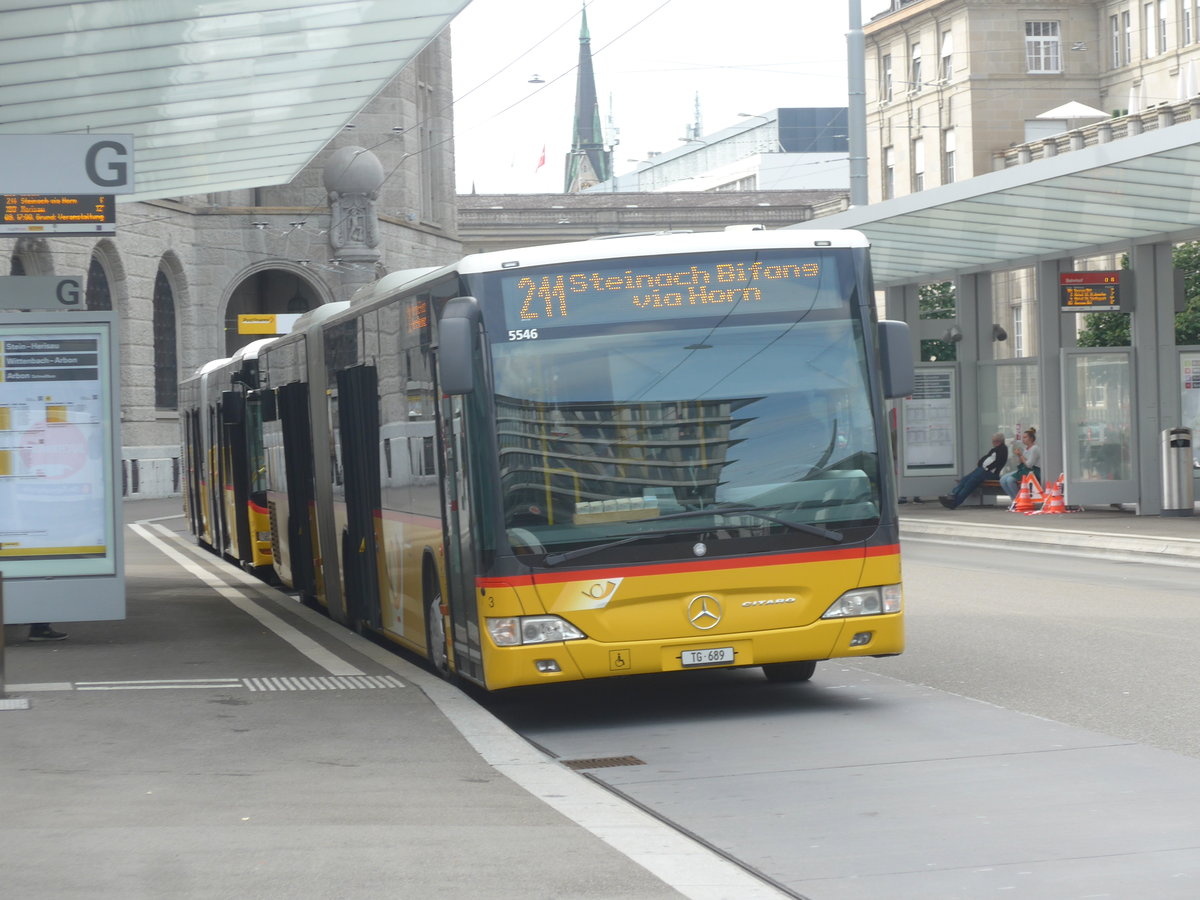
left=797, top=121, right=1200, bottom=288
left=0, top=1, right=469, bottom=202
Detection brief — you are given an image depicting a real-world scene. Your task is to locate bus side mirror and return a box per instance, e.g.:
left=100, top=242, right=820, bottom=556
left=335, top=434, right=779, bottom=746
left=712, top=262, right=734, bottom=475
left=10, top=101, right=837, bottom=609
left=249, top=389, right=277, bottom=422
left=878, top=320, right=914, bottom=399
left=220, top=390, right=245, bottom=426
left=438, top=296, right=481, bottom=395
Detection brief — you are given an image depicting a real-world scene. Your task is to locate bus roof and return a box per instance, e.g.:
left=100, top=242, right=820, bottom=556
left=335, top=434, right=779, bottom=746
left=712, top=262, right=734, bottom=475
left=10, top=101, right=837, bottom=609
left=230, top=337, right=276, bottom=362
left=456, top=228, right=869, bottom=276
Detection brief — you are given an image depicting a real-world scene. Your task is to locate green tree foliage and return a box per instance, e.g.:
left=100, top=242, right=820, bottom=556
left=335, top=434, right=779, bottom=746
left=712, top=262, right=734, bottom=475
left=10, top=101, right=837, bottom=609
left=1076, top=244, right=1200, bottom=347
left=919, top=281, right=956, bottom=361
left=1076, top=255, right=1130, bottom=348
left=1076, top=309, right=1131, bottom=347
left=1174, top=242, right=1200, bottom=345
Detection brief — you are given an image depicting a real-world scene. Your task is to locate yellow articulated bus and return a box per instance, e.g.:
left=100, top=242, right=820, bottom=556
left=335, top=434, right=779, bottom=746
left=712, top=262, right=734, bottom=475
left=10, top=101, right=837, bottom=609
left=180, top=340, right=275, bottom=578
left=198, top=229, right=913, bottom=690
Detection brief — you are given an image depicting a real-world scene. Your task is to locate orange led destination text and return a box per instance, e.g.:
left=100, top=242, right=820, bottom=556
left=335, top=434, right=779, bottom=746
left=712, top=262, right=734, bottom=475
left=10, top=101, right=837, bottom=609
left=518, top=261, right=822, bottom=321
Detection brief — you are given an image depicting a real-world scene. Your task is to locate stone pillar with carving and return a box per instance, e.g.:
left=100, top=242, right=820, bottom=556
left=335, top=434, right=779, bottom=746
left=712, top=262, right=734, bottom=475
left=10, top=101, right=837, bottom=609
left=324, top=146, right=385, bottom=300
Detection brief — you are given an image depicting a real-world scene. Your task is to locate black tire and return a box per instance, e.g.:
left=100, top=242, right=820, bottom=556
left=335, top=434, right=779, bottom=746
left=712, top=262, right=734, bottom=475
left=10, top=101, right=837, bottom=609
left=762, top=660, right=817, bottom=682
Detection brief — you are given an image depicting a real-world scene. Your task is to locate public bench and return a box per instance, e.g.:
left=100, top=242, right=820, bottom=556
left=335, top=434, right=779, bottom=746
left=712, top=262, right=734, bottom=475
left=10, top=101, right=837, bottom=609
left=972, top=479, right=1007, bottom=506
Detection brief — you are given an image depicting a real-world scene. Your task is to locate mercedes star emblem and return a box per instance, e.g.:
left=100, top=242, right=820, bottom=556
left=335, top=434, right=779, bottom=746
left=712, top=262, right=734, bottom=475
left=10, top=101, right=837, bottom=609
left=687, top=594, right=722, bottom=630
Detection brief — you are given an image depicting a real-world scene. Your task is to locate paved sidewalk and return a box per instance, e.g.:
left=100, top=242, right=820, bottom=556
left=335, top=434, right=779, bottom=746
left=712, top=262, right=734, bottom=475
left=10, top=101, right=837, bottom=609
left=0, top=500, right=783, bottom=900
left=899, top=497, right=1200, bottom=565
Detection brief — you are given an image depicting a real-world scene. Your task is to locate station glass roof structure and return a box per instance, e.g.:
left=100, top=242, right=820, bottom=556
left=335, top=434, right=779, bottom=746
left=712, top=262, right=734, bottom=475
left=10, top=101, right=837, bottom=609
left=0, top=1, right=469, bottom=202
left=797, top=119, right=1200, bottom=288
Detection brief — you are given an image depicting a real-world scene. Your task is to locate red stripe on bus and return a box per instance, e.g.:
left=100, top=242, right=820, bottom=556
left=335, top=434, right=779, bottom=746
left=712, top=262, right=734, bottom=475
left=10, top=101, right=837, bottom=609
left=475, top=543, right=900, bottom=588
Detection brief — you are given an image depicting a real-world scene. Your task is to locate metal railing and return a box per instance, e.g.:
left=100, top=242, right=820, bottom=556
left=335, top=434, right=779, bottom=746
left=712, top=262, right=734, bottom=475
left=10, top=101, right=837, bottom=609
left=993, top=97, right=1200, bottom=170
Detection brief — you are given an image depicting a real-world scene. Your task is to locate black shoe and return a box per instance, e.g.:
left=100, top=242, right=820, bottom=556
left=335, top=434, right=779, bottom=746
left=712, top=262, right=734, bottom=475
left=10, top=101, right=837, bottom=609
left=939, top=496, right=956, bottom=509
left=28, top=625, right=67, bottom=642
left=912, top=497, right=924, bottom=503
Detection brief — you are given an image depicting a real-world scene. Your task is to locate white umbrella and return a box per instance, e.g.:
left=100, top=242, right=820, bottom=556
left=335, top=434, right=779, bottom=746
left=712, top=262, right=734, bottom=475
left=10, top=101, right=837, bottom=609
left=1035, top=101, right=1109, bottom=119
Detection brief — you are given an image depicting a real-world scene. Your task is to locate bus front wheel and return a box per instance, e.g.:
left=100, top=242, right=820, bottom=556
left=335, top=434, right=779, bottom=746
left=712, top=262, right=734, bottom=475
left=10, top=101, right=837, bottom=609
left=761, top=660, right=817, bottom=683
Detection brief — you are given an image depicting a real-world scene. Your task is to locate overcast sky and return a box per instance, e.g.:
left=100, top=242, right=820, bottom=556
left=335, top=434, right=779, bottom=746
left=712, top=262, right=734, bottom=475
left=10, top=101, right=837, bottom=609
left=448, top=0, right=892, bottom=194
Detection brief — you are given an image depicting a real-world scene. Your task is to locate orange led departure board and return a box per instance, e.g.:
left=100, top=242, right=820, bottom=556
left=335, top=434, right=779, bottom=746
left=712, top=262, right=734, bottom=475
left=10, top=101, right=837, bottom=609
left=1059, top=271, right=1122, bottom=312
left=2, top=194, right=115, bottom=236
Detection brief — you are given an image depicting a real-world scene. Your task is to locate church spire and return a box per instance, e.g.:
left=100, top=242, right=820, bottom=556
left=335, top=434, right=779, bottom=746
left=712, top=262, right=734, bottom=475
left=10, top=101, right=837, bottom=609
left=564, top=3, right=611, bottom=192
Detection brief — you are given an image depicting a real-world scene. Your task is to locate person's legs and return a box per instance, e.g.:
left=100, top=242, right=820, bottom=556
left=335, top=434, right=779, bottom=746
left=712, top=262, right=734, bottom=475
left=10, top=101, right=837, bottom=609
left=999, top=471, right=1018, bottom=500
left=28, top=623, right=68, bottom=641
left=949, top=467, right=986, bottom=507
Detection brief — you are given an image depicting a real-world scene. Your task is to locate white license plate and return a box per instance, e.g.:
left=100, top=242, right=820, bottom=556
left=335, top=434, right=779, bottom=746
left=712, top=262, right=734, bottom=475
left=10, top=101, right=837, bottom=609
left=680, top=647, right=735, bottom=667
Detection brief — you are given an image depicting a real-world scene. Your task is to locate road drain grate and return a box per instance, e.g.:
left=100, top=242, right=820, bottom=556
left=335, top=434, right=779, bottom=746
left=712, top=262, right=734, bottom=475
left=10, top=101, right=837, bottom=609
left=560, top=755, right=646, bottom=770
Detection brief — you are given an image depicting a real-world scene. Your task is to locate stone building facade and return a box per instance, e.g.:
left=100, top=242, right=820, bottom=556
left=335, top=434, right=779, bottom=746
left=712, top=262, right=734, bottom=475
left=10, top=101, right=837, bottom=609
left=6, top=36, right=460, bottom=496
left=865, top=0, right=1200, bottom=201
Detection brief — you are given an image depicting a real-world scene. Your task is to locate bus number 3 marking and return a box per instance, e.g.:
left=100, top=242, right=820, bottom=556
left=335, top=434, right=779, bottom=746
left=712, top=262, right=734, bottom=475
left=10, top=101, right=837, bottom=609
left=518, top=275, right=568, bottom=321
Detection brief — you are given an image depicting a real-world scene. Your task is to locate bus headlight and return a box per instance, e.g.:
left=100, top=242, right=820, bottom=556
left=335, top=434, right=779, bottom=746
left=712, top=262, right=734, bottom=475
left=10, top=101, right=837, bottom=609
left=487, top=615, right=587, bottom=646
left=821, top=584, right=902, bottom=619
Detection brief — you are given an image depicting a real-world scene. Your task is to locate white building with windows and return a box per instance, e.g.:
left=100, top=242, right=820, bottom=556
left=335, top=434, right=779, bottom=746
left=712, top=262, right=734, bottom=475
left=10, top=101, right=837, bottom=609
left=866, top=0, right=1200, bottom=201
left=588, top=109, right=851, bottom=193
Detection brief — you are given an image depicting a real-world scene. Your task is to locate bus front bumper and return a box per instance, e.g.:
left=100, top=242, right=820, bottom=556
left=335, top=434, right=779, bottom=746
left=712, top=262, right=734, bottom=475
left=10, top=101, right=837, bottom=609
left=481, top=613, right=903, bottom=690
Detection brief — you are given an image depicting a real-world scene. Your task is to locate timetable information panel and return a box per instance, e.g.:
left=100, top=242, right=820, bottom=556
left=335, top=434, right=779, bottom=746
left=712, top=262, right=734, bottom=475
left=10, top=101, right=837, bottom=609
left=0, top=333, right=108, bottom=559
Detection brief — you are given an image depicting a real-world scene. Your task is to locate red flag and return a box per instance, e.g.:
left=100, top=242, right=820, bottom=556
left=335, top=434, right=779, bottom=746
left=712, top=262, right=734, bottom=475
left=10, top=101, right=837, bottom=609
left=535, top=144, right=546, bottom=172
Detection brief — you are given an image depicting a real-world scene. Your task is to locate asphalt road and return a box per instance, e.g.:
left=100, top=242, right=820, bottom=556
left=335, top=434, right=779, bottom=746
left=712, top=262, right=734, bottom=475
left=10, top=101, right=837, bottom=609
left=483, top=539, right=1200, bottom=899
left=859, top=537, right=1200, bottom=759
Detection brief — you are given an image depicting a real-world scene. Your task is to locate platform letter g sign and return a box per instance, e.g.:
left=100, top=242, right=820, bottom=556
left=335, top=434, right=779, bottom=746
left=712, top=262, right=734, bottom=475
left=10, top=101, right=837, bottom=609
left=85, top=140, right=128, bottom=188
left=56, top=278, right=82, bottom=307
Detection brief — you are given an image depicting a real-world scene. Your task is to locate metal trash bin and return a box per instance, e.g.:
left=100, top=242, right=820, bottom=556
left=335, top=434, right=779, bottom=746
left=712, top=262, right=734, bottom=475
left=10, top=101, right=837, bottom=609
left=1161, top=427, right=1195, bottom=517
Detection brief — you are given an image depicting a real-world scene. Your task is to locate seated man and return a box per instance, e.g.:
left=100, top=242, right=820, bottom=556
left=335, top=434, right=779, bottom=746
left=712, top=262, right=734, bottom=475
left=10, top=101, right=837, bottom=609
left=939, top=432, right=1008, bottom=509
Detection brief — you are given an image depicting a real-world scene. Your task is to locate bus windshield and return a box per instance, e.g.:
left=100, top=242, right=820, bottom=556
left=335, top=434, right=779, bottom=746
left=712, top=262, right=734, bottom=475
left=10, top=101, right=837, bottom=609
left=480, top=248, right=883, bottom=562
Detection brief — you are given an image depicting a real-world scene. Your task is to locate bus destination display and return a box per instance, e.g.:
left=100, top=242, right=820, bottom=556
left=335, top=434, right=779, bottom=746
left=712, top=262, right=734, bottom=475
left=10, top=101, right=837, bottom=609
left=499, top=252, right=844, bottom=335
left=1059, top=271, right=1121, bottom=312
left=2, top=194, right=115, bottom=236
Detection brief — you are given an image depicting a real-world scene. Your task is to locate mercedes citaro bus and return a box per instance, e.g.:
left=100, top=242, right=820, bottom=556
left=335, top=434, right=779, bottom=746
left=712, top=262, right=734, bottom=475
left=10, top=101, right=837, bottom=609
left=184, top=228, right=913, bottom=690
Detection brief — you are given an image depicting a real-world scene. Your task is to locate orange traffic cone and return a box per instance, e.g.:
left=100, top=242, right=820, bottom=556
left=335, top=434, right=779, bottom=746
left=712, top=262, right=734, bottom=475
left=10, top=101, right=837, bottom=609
left=1011, top=474, right=1035, bottom=512
left=1030, top=474, right=1067, bottom=515
left=1042, top=479, right=1068, bottom=514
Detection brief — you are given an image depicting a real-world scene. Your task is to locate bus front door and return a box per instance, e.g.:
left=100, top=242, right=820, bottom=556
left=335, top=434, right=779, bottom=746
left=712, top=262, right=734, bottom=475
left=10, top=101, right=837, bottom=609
left=336, top=365, right=382, bottom=631
left=278, top=382, right=317, bottom=604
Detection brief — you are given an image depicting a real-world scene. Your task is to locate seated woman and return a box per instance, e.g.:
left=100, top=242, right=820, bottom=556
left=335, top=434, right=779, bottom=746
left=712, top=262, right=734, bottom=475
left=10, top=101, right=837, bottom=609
left=999, top=427, right=1041, bottom=501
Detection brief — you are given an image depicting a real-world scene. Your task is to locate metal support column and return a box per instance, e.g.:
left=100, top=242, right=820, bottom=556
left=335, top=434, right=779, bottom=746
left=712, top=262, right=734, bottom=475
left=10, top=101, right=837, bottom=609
left=1, top=573, right=32, bottom=711
left=1036, top=258, right=1068, bottom=485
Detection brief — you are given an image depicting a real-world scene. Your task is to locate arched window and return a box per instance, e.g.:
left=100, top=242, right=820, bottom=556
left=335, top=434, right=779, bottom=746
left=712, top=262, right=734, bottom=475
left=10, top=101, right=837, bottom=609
left=86, top=257, right=112, bottom=310
left=153, top=270, right=178, bottom=409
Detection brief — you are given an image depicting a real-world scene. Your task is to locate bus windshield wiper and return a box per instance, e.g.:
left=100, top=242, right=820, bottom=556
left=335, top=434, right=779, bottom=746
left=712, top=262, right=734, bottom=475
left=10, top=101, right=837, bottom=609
left=654, top=505, right=843, bottom=543
left=542, top=534, right=651, bottom=567
left=541, top=506, right=842, bottom=568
